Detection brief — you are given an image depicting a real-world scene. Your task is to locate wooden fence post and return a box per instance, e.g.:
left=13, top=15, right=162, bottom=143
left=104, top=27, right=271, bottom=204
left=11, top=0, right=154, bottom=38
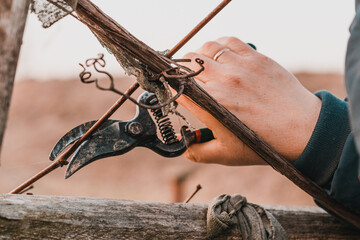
left=0, top=0, right=30, bottom=161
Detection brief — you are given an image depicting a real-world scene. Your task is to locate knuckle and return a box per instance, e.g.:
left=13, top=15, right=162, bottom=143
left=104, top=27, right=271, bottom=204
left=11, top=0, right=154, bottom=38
left=199, top=41, right=221, bottom=53
left=218, top=36, right=241, bottom=46
left=185, top=147, right=202, bottom=163
left=226, top=36, right=241, bottom=45
left=219, top=36, right=253, bottom=55
left=203, top=41, right=218, bottom=49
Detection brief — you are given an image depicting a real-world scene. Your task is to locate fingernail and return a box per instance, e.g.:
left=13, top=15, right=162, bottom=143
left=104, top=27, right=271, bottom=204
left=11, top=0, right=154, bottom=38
left=247, top=43, right=257, bottom=50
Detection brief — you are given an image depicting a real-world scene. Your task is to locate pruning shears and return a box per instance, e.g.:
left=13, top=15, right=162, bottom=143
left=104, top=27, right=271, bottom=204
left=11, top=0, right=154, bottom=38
left=50, top=92, right=214, bottom=179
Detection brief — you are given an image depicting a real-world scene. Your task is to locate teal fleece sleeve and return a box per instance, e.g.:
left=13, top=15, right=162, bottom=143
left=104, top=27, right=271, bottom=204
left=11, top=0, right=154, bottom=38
left=293, top=91, right=360, bottom=215
left=294, top=91, right=351, bottom=186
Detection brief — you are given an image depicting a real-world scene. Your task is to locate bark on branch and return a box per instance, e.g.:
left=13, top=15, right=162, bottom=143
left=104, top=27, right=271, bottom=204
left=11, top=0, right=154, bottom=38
left=72, top=0, right=360, bottom=228
left=0, top=194, right=359, bottom=239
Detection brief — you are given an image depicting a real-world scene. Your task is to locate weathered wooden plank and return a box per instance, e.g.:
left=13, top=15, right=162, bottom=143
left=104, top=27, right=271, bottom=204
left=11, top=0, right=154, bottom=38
left=0, top=194, right=359, bottom=239
left=0, top=0, right=30, bottom=161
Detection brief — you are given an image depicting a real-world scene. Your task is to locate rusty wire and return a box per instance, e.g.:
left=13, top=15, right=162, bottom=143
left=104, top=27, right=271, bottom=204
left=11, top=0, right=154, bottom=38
left=159, top=59, right=205, bottom=80
left=79, top=54, right=204, bottom=110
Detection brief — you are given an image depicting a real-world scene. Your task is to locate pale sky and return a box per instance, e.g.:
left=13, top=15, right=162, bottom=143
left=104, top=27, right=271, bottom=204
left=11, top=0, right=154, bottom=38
left=15, top=0, right=356, bottom=81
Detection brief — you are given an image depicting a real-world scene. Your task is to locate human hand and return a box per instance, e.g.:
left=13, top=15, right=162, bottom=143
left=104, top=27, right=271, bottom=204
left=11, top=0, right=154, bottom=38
left=178, top=37, right=321, bottom=166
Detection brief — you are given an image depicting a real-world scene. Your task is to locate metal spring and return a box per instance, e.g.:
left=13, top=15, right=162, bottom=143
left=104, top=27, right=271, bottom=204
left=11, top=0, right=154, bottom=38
left=149, top=97, right=178, bottom=145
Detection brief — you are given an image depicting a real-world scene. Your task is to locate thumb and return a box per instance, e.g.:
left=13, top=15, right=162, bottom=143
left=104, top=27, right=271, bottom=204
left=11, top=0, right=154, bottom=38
left=185, top=140, right=225, bottom=164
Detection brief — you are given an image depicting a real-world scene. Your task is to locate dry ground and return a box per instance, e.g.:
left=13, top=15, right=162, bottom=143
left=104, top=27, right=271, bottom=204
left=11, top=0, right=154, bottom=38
left=0, top=72, right=345, bottom=206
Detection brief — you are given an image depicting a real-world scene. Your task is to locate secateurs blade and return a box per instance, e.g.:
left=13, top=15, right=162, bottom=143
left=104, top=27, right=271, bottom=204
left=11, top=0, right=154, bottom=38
left=50, top=91, right=214, bottom=179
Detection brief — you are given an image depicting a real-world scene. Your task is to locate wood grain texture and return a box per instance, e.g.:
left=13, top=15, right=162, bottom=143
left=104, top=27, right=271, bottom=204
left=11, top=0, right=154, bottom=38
left=0, top=0, right=30, bottom=161
left=0, top=194, right=359, bottom=239
left=74, top=0, right=360, bottom=228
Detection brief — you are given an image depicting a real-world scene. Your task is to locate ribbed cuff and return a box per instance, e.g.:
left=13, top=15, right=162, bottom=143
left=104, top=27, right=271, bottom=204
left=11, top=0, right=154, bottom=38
left=293, top=91, right=350, bottom=187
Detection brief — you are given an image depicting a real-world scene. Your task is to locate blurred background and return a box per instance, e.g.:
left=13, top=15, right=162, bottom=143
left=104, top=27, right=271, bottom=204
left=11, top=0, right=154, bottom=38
left=0, top=0, right=353, bottom=205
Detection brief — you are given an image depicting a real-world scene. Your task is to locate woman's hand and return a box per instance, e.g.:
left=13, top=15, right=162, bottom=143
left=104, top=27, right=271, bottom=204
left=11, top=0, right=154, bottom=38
left=178, top=37, right=321, bottom=166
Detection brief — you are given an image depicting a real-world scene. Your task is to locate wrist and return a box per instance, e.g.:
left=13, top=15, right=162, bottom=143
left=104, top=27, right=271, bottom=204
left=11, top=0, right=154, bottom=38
left=290, top=91, right=322, bottom=162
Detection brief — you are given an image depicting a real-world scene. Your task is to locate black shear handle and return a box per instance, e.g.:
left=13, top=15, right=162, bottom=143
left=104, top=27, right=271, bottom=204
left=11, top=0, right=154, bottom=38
left=183, top=127, right=215, bottom=145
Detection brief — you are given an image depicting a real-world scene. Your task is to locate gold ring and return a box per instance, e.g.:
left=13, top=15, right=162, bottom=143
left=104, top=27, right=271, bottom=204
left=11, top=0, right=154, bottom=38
left=213, top=48, right=229, bottom=61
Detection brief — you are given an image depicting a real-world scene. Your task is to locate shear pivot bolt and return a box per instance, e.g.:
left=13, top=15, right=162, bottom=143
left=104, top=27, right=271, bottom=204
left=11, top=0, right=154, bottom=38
left=126, top=122, right=143, bottom=136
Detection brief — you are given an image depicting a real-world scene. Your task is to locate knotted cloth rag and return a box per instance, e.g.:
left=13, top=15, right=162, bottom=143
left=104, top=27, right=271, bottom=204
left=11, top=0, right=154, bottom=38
left=207, top=194, right=288, bottom=239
